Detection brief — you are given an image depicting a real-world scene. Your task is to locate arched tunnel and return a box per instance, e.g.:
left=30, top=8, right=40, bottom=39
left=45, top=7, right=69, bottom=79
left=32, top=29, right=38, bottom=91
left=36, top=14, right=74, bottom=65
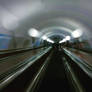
left=0, top=0, right=92, bottom=92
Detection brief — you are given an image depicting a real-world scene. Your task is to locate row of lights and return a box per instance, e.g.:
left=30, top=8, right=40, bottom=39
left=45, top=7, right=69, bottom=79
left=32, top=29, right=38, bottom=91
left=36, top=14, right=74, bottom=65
left=59, top=29, right=83, bottom=43
left=28, top=28, right=54, bottom=43
left=28, top=28, right=83, bottom=44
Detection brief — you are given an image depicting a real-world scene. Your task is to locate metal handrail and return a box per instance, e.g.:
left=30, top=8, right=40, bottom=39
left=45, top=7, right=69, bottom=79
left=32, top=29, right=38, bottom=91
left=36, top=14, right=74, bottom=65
left=0, top=45, right=46, bottom=54
left=0, top=46, right=47, bottom=59
left=26, top=51, right=53, bottom=92
left=0, top=47, right=52, bottom=90
left=62, top=57, right=85, bottom=92
left=67, top=47, right=92, bottom=54
left=63, top=48, right=92, bottom=78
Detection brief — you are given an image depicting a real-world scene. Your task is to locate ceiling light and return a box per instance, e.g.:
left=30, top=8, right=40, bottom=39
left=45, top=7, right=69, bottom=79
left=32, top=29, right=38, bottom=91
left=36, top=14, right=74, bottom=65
left=28, top=28, right=39, bottom=37
left=72, top=29, right=83, bottom=38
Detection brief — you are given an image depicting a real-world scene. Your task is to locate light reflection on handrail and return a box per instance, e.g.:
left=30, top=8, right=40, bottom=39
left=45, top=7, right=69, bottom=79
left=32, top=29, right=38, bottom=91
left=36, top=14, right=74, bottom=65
left=0, top=47, right=52, bottom=90
left=63, top=48, right=92, bottom=78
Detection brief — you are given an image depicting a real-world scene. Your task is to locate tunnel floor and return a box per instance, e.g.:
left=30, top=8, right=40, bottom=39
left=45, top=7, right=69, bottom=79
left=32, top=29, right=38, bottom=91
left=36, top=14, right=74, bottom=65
left=37, top=50, right=71, bottom=92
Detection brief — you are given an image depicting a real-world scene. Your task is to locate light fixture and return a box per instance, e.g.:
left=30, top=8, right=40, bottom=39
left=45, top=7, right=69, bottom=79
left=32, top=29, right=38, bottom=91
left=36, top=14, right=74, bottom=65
left=59, top=36, right=71, bottom=43
left=28, top=28, right=39, bottom=37
left=72, top=29, right=83, bottom=38
left=59, top=39, right=66, bottom=43
left=46, top=38, right=54, bottom=43
left=41, top=35, right=54, bottom=43
left=42, top=35, right=48, bottom=40
left=65, top=36, right=71, bottom=40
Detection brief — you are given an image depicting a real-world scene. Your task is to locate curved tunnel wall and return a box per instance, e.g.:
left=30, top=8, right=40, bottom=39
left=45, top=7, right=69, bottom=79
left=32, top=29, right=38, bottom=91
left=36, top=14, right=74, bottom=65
left=0, top=0, right=92, bottom=50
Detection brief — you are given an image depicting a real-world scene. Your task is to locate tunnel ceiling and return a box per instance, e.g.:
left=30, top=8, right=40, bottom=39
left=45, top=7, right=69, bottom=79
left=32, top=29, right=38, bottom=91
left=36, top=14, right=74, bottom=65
left=0, top=0, right=92, bottom=47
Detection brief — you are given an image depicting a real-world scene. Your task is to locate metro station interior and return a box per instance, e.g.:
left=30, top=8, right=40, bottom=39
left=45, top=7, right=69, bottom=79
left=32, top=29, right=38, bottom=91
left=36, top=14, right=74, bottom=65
left=0, top=0, right=92, bottom=92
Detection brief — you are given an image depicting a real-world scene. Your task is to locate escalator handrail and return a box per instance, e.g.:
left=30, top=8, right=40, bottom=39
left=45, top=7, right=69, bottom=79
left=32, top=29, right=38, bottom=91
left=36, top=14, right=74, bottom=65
left=0, top=46, right=46, bottom=63
left=0, top=45, right=46, bottom=54
left=0, top=46, right=46, bottom=60
left=66, top=47, right=92, bottom=54
left=0, top=47, right=52, bottom=90
left=63, top=57, right=85, bottom=92
left=63, top=48, right=92, bottom=78
left=26, top=51, right=53, bottom=92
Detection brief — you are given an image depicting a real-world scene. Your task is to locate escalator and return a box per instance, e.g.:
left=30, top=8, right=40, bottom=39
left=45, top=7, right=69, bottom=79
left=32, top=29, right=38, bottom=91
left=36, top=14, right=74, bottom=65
left=0, top=48, right=92, bottom=92
left=0, top=46, right=52, bottom=92
left=37, top=50, right=71, bottom=92
left=35, top=48, right=92, bottom=92
left=0, top=0, right=92, bottom=92
left=0, top=46, right=91, bottom=92
left=0, top=48, right=72, bottom=92
left=63, top=48, right=92, bottom=92
left=1, top=48, right=52, bottom=92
